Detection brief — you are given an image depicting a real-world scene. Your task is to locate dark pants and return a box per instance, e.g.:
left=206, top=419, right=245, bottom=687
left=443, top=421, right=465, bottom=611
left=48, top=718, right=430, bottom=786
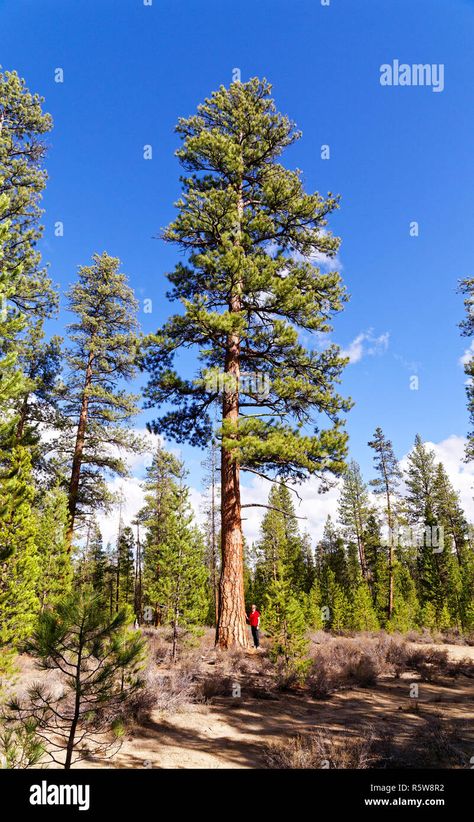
left=251, top=626, right=260, bottom=648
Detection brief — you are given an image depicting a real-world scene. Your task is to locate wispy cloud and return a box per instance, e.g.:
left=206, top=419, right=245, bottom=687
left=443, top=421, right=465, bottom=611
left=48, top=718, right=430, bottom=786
left=341, top=329, right=390, bottom=364
left=393, top=353, right=421, bottom=374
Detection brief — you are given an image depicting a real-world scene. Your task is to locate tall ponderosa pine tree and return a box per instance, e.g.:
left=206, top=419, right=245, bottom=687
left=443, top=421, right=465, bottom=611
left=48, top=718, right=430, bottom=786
left=404, top=435, right=440, bottom=612
left=433, top=462, right=469, bottom=563
left=362, top=514, right=390, bottom=625
left=142, top=78, right=352, bottom=648
left=0, top=69, right=55, bottom=319
left=315, top=515, right=349, bottom=588
left=62, top=253, right=142, bottom=547
left=405, top=435, right=438, bottom=527
left=368, top=427, right=402, bottom=619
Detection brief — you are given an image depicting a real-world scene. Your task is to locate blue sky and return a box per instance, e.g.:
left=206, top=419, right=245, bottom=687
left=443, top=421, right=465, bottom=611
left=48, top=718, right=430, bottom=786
left=1, top=0, right=473, bottom=536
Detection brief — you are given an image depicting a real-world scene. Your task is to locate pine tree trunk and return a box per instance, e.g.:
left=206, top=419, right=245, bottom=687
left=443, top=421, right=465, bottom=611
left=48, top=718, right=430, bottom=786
left=134, top=524, right=142, bottom=622
left=65, top=636, right=83, bottom=769
left=357, top=531, right=368, bottom=580
left=215, top=177, right=249, bottom=650
left=15, top=395, right=29, bottom=442
left=115, top=552, right=120, bottom=613
left=66, top=349, right=94, bottom=549
left=216, top=406, right=249, bottom=648
left=172, top=608, right=179, bottom=663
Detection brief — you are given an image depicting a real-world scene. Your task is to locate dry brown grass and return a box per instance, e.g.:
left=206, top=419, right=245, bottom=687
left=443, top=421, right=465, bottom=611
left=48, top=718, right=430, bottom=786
left=263, top=727, right=378, bottom=769
left=263, top=712, right=469, bottom=770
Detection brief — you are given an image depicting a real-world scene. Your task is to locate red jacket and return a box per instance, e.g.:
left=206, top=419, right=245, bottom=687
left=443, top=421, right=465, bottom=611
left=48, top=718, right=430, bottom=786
left=248, top=610, right=260, bottom=627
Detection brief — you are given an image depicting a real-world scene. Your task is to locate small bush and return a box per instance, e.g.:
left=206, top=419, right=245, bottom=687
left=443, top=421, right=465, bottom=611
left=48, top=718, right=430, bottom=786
left=348, top=654, right=378, bottom=687
left=307, top=638, right=388, bottom=697
left=247, top=683, right=278, bottom=700
left=152, top=670, right=197, bottom=713
left=381, top=636, right=409, bottom=677
left=214, top=647, right=256, bottom=677
left=274, top=664, right=302, bottom=692
left=115, top=665, right=198, bottom=722
left=142, top=628, right=172, bottom=664
left=404, top=629, right=435, bottom=644
left=405, top=647, right=449, bottom=680
left=120, top=681, right=159, bottom=724
left=441, top=628, right=467, bottom=646
left=447, top=656, right=474, bottom=679
left=195, top=674, right=234, bottom=702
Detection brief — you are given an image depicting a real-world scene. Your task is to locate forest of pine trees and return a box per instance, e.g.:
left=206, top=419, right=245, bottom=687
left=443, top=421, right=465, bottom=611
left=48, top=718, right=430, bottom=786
left=0, top=69, right=473, bottom=712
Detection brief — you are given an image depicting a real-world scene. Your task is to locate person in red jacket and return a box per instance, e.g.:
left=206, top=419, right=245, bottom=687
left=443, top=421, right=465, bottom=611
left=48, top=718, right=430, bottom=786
left=247, top=604, right=261, bottom=648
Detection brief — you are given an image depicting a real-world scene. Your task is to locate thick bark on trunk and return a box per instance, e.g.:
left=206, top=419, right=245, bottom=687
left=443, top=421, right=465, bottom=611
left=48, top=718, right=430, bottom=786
left=215, top=169, right=249, bottom=650
left=215, top=302, right=249, bottom=649
left=216, top=437, right=249, bottom=647
left=66, top=350, right=94, bottom=550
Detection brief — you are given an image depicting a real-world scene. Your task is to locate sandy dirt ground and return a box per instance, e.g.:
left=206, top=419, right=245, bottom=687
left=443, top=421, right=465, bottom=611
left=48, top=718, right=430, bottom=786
left=9, top=642, right=474, bottom=770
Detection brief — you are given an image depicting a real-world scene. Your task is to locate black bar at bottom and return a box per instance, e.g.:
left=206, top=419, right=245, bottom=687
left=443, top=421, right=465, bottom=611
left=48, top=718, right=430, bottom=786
left=0, top=768, right=471, bottom=817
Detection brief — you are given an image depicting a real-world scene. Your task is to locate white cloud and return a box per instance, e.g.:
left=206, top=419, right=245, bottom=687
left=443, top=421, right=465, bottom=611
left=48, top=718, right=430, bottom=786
left=306, top=250, right=344, bottom=272
left=342, top=330, right=390, bottom=364
left=460, top=340, right=474, bottom=367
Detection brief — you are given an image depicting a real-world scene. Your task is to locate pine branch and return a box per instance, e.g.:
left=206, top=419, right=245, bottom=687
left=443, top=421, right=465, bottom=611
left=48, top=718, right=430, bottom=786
left=241, top=503, right=306, bottom=519
left=240, top=466, right=303, bottom=501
